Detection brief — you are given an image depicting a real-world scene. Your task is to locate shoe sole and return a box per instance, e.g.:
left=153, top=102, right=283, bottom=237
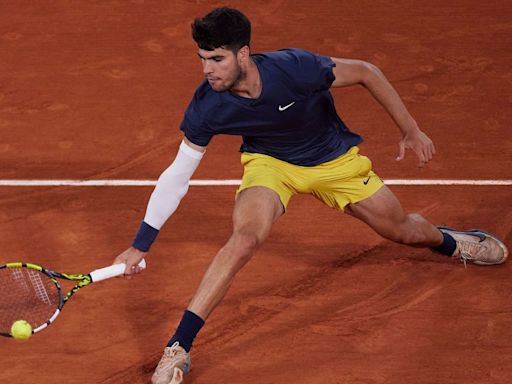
left=437, top=227, right=509, bottom=265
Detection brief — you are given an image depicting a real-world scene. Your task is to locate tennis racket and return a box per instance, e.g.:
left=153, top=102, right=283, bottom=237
left=0, top=260, right=146, bottom=338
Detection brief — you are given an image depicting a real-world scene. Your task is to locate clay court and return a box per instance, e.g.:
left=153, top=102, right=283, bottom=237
left=1, top=1, right=511, bottom=383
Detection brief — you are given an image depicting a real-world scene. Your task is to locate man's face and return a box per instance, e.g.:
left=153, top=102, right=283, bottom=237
left=198, top=47, right=242, bottom=92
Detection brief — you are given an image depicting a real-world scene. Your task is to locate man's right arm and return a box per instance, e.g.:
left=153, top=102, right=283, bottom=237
left=113, top=137, right=206, bottom=274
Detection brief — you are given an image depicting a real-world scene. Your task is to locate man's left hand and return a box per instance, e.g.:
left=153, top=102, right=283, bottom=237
left=396, top=129, right=436, bottom=167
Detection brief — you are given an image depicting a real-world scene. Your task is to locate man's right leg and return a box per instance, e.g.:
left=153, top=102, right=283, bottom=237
left=188, top=186, right=284, bottom=319
left=151, top=186, right=283, bottom=384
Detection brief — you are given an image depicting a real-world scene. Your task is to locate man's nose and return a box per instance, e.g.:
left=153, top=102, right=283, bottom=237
left=203, top=61, right=213, bottom=74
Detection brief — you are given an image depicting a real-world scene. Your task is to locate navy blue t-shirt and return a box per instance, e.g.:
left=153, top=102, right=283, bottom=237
left=180, top=48, right=362, bottom=166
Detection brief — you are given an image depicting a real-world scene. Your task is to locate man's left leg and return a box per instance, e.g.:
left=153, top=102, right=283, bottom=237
left=344, top=185, right=508, bottom=265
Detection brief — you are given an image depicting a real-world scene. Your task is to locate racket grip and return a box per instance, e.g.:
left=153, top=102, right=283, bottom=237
left=89, top=259, right=147, bottom=282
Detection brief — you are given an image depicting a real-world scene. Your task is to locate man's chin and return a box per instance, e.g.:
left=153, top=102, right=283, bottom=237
left=209, top=83, right=230, bottom=92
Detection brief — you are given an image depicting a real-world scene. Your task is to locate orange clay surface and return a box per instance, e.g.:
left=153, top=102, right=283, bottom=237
left=1, top=1, right=511, bottom=383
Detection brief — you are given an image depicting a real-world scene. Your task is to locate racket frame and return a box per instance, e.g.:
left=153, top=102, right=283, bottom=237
left=0, top=260, right=145, bottom=337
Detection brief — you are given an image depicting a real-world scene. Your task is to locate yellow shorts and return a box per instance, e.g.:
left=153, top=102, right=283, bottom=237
left=237, top=146, right=384, bottom=210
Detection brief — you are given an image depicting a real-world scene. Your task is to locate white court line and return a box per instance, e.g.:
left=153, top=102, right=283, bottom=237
left=0, top=179, right=510, bottom=186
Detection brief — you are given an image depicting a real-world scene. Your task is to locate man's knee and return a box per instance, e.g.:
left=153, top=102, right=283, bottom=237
left=231, top=230, right=264, bottom=253
left=220, top=230, right=265, bottom=270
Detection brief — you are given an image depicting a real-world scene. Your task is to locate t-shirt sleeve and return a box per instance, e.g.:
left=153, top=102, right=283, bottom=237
left=179, top=91, right=214, bottom=147
left=278, top=48, right=335, bottom=94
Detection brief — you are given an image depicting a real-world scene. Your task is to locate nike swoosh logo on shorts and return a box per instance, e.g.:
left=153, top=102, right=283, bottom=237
left=278, top=102, right=295, bottom=111
left=363, top=176, right=371, bottom=185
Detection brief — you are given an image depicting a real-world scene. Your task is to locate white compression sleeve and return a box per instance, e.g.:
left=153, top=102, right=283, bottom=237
left=143, top=141, right=204, bottom=230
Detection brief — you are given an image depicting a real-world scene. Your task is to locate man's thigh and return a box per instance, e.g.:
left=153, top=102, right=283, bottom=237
left=233, top=186, right=284, bottom=241
left=345, top=185, right=406, bottom=224
left=344, top=185, right=412, bottom=241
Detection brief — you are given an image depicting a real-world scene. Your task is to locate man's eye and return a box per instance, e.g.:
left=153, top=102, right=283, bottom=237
left=213, top=58, right=222, bottom=62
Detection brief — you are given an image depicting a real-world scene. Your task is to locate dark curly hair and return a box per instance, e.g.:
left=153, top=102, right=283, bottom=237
left=192, top=7, right=251, bottom=52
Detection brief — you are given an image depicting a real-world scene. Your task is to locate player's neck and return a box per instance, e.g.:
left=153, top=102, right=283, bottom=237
left=230, top=58, right=261, bottom=99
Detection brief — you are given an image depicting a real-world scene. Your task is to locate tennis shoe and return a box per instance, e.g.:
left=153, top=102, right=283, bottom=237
left=151, top=342, right=191, bottom=384
left=438, top=227, right=508, bottom=266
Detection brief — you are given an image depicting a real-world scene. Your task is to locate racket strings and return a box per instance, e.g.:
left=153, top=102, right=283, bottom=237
left=0, top=267, right=60, bottom=331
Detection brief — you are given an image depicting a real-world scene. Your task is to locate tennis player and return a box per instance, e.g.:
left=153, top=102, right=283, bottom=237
left=112, top=7, right=509, bottom=384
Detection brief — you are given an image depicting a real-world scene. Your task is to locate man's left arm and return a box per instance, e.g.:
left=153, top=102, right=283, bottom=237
left=330, top=57, right=436, bottom=167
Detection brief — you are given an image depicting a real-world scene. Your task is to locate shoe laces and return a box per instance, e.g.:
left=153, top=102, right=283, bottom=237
left=157, top=342, right=182, bottom=369
left=456, top=238, right=486, bottom=268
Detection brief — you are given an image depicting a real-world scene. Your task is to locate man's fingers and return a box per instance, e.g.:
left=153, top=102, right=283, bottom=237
left=429, top=143, right=436, bottom=159
left=425, top=142, right=436, bottom=162
left=396, top=141, right=405, bottom=161
left=415, top=146, right=428, bottom=167
left=112, top=247, right=147, bottom=279
left=124, top=264, right=137, bottom=280
left=423, top=147, right=432, bottom=163
left=120, top=262, right=138, bottom=276
left=428, top=148, right=434, bottom=161
left=398, top=132, right=436, bottom=167
left=415, top=145, right=425, bottom=161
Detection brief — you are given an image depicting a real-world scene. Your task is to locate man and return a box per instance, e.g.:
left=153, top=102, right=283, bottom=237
left=113, top=7, right=508, bottom=384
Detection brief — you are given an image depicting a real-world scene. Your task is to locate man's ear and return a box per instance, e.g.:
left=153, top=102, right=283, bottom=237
left=237, top=45, right=250, bottom=64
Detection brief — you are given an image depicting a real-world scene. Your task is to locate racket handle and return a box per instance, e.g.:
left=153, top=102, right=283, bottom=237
left=89, top=259, right=147, bottom=282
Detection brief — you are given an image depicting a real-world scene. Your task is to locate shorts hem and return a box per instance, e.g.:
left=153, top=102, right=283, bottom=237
left=236, top=183, right=290, bottom=212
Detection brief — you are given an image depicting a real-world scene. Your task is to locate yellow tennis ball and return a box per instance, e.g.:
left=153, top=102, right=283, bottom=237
left=11, top=320, right=32, bottom=341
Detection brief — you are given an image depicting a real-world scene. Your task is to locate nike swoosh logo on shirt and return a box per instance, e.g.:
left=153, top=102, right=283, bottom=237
left=278, top=102, right=295, bottom=111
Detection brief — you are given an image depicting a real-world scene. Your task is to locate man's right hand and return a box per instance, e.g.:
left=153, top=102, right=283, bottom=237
left=113, top=247, right=147, bottom=276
